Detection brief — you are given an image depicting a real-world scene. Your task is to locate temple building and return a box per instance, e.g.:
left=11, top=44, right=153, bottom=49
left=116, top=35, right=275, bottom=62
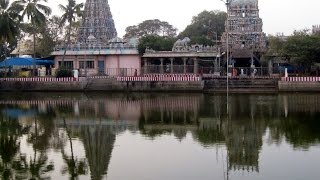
left=52, top=0, right=140, bottom=77
left=221, top=0, right=267, bottom=67
left=142, top=37, right=220, bottom=75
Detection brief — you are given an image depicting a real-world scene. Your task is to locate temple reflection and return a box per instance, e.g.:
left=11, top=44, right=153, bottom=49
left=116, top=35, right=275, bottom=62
left=1, top=93, right=320, bottom=179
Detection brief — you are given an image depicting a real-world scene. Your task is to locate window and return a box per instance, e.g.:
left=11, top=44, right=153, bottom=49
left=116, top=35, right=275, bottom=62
left=59, top=61, right=73, bottom=69
left=79, top=61, right=95, bottom=69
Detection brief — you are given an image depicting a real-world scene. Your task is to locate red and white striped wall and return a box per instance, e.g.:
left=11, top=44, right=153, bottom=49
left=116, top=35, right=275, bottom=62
left=0, top=77, right=80, bottom=82
left=281, top=77, right=320, bottom=82
left=87, top=76, right=109, bottom=79
left=117, top=74, right=201, bottom=82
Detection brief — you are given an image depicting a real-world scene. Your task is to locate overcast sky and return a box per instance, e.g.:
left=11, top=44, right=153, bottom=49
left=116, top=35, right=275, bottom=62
left=51, top=0, right=320, bottom=37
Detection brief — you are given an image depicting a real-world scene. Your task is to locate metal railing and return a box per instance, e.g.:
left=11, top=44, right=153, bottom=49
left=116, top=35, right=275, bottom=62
left=142, top=65, right=195, bottom=74
left=1, top=66, right=306, bottom=79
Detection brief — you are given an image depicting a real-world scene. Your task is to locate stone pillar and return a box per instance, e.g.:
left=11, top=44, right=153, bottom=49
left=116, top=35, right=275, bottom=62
left=193, top=58, right=198, bottom=74
left=182, top=58, right=187, bottom=74
left=144, top=58, right=148, bottom=74
left=170, top=58, right=174, bottom=74
left=268, top=59, right=273, bottom=75
left=214, top=58, right=219, bottom=74
left=250, top=53, right=255, bottom=67
left=160, top=58, right=164, bottom=74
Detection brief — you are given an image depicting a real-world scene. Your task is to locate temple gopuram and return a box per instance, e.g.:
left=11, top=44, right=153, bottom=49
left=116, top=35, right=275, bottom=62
left=221, top=0, right=267, bottom=67
left=52, top=0, right=140, bottom=77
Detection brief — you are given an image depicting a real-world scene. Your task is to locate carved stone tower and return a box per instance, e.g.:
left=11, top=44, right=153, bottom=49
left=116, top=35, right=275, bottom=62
left=77, top=0, right=117, bottom=44
left=221, top=0, right=267, bottom=66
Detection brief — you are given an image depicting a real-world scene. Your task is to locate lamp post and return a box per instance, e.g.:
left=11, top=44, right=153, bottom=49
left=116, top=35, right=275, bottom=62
left=3, top=43, right=8, bottom=77
left=220, top=0, right=232, bottom=115
left=212, top=31, right=218, bottom=51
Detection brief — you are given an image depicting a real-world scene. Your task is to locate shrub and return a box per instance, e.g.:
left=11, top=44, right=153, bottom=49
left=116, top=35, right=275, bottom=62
left=56, top=68, right=72, bottom=78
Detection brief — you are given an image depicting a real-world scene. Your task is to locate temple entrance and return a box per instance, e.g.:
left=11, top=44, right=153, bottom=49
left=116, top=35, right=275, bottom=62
left=233, top=58, right=261, bottom=67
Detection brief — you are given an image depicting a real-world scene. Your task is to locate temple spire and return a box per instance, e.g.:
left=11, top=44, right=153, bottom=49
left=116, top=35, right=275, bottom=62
left=77, top=0, right=117, bottom=43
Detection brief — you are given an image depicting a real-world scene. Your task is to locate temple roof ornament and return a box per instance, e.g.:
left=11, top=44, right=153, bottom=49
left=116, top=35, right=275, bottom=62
left=52, top=0, right=139, bottom=54
left=77, top=0, right=117, bottom=43
left=230, top=0, right=258, bottom=6
left=221, top=0, right=266, bottom=58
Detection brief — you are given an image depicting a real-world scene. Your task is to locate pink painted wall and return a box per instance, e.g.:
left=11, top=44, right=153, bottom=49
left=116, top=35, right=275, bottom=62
left=119, top=55, right=141, bottom=76
left=54, top=54, right=141, bottom=76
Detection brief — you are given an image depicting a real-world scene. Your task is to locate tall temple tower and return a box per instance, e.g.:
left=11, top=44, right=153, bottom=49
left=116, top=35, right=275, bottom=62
left=77, top=0, right=117, bottom=44
left=221, top=0, right=267, bottom=67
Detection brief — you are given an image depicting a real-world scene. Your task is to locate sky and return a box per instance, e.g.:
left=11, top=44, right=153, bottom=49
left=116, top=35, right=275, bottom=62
left=51, top=0, right=320, bottom=37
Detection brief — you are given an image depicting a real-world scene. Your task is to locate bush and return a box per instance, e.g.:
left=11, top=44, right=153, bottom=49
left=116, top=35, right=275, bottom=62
left=56, top=69, right=72, bottom=78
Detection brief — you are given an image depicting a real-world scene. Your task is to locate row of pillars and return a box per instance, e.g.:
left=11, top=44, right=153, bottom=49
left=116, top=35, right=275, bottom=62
left=143, top=57, right=198, bottom=74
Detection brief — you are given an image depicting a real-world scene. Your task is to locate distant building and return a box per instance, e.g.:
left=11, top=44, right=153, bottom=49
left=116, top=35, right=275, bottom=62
left=312, top=25, right=320, bottom=34
left=52, top=0, right=140, bottom=77
left=221, top=0, right=267, bottom=67
left=10, top=39, right=34, bottom=57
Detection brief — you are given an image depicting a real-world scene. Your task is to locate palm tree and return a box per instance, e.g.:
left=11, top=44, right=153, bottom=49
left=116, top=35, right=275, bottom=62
left=0, top=0, right=23, bottom=60
left=14, top=0, right=51, bottom=76
left=0, top=0, right=23, bottom=42
left=59, top=0, right=83, bottom=68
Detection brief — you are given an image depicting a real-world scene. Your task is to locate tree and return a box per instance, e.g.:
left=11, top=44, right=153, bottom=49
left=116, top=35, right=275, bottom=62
left=123, top=19, right=177, bottom=39
left=283, top=30, right=320, bottom=69
left=0, top=0, right=23, bottom=60
left=0, top=0, right=23, bottom=42
left=179, top=10, right=227, bottom=45
left=59, top=0, right=83, bottom=67
left=138, top=35, right=177, bottom=55
left=36, top=16, right=64, bottom=57
left=265, top=35, right=289, bottom=63
left=14, top=0, right=52, bottom=58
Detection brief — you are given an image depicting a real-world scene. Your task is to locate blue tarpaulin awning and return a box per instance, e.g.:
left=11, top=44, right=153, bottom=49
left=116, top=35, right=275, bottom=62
left=0, top=57, right=54, bottom=67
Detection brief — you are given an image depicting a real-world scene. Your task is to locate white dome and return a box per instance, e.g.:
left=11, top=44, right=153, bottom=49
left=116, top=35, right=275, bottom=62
left=87, top=34, right=96, bottom=40
left=108, top=37, right=125, bottom=44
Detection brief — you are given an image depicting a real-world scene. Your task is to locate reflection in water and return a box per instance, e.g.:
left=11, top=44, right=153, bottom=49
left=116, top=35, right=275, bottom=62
left=80, top=124, right=115, bottom=180
left=0, top=93, right=320, bottom=179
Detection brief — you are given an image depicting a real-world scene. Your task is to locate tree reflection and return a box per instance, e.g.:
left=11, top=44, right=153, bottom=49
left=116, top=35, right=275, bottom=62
left=25, top=117, right=54, bottom=179
left=61, top=118, right=88, bottom=179
left=0, top=114, right=30, bottom=179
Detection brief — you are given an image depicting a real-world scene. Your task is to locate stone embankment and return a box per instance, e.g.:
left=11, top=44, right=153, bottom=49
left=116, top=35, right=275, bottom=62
left=0, top=78, right=203, bottom=92
left=0, top=77, right=319, bottom=92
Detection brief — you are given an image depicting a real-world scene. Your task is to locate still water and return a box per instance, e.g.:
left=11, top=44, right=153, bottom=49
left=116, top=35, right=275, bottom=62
left=0, top=92, right=320, bottom=180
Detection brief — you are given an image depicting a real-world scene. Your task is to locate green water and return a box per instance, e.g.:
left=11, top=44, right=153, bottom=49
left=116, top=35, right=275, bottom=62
left=0, top=92, right=319, bottom=180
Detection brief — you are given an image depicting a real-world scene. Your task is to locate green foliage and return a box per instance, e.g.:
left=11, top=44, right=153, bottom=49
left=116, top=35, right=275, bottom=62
left=124, top=19, right=177, bottom=39
left=284, top=31, right=320, bottom=68
left=0, top=0, right=23, bottom=42
left=0, top=0, right=23, bottom=60
left=266, top=36, right=287, bottom=57
left=138, top=35, right=177, bottom=54
left=179, top=10, right=227, bottom=45
left=56, top=68, right=73, bottom=78
left=14, top=0, right=52, bottom=58
left=59, top=0, right=84, bottom=63
left=268, top=30, right=320, bottom=69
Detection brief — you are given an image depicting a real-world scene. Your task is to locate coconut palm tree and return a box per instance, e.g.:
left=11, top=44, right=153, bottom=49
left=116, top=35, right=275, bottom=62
left=0, top=0, right=23, bottom=43
left=59, top=0, right=83, bottom=67
left=14, top=0, right=51, bottom=76
left=0, top=0, right=23, bottom=61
